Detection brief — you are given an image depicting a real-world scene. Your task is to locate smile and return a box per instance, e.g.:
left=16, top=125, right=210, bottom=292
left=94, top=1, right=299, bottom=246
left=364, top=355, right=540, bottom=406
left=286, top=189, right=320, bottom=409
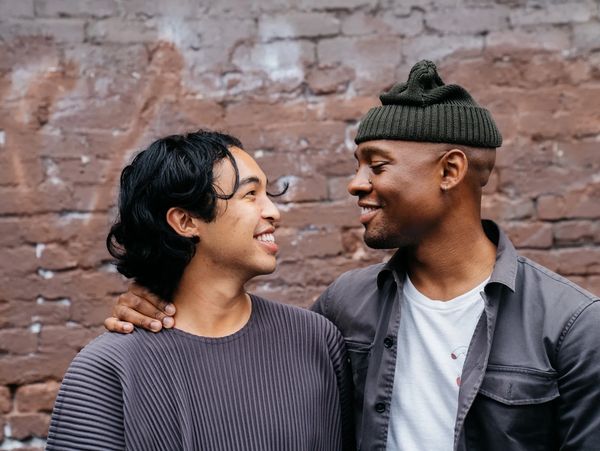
left=255, top=233, right=275, bottom=243
left=254, top=232, right=278, bottom=254
left=359, top=206, right=380, bottom=224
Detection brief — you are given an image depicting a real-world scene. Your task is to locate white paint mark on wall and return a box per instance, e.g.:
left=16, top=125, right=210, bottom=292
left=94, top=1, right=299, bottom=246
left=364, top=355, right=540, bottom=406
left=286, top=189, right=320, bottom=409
left=43, top=158, right=64, bottom=186
left=158, top=15, right=195, bottom=48
left=81, top=155, right=91, bottom=165
left=0, top=130, right=5, bottom=147
left=36, top=296, right=45, bottom=304
left=37, top=268, right=54, bottom=279
left=59, top=211, right=93, bottom=230
left=254, top=150, right=265, bottom=158
left=345, top=122, right=359, bottom=152
left=30, top=322, right=41, bottom=334
left=258, top=42, right=303, bottom=83
left=35, top=243, right=46, bottom=259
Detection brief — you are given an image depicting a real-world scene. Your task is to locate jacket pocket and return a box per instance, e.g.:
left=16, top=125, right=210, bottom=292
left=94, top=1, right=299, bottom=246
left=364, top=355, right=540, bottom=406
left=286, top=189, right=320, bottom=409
left=478, top=365, right=559, bottom=405
left=466, top=366, right=559, bottom=450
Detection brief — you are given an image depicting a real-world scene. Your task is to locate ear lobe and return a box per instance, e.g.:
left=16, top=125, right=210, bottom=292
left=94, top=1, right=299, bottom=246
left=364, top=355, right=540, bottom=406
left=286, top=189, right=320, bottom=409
left=440, top=149, right=468, bottom=192
left=166, top=207, right=201, bottom=240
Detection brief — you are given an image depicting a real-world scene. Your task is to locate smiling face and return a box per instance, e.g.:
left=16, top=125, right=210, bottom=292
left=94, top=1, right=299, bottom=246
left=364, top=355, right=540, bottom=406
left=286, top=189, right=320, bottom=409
left=193, top=146, right=281, bottom=279
left=348, top=140, right=448, bottom=249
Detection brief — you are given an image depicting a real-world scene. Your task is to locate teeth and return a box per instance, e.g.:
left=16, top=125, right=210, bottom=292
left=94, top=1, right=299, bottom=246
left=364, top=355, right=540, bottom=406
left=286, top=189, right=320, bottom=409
left=255, top=233, right=275, bottom=243
left=361, top=207, right=378, bottom=215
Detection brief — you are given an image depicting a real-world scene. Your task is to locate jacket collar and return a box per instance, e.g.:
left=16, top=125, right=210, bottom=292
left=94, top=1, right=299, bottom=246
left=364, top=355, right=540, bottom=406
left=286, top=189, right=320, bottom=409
left=377, top=220, right=518, bottom=292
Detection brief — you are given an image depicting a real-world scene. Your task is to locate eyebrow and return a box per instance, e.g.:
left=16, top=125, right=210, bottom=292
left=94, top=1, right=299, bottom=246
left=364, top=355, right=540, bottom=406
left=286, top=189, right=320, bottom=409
left=354, top=146, right=393, bottom=160
left=238, top=176, right=262, bottom=187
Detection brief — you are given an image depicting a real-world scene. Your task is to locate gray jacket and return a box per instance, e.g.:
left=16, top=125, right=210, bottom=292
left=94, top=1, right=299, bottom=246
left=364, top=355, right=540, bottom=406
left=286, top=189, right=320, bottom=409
left=312, top=220, right=600, bottom=450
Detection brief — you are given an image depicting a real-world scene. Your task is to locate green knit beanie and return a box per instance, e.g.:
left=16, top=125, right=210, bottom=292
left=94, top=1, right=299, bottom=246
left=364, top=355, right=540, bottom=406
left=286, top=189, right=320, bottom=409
left=355, top=60, right=502, bottom=148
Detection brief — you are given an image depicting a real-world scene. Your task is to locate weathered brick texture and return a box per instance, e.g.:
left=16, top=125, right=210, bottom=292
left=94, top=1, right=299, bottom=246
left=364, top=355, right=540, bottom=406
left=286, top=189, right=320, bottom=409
left=1, top=0, right=599, bottom=447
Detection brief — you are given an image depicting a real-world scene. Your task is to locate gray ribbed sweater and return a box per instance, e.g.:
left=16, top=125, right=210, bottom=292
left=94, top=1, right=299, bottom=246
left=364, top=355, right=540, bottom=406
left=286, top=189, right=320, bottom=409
left=46, top=295, right=354, bottom=450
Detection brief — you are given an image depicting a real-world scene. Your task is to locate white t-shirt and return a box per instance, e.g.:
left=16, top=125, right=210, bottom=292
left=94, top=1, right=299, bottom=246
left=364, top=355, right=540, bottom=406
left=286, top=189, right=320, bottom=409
left=386, top=275, right=488, bottom=451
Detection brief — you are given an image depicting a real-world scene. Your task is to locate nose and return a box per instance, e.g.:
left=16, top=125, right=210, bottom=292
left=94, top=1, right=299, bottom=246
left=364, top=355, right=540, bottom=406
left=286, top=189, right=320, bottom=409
left=347, top=167, right=372, bottom=197
left=262, top=195, right=281, bottom=224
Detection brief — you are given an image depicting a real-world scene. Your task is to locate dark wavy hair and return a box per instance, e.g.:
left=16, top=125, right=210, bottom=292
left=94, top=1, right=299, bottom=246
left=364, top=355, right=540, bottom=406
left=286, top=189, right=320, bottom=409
left=106, top=130, right=243, bottom=301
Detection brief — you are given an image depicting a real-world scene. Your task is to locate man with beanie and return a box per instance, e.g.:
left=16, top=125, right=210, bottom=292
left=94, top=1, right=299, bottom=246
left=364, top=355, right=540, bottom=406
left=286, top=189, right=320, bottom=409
left=105, top=61, right=600, bottom=450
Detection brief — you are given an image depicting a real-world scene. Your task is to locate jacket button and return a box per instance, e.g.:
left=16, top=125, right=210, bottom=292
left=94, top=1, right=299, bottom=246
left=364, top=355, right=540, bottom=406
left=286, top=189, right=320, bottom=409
left=375, top=402, right=385, bottom=413
left=383, top=336, right=394, bottom=348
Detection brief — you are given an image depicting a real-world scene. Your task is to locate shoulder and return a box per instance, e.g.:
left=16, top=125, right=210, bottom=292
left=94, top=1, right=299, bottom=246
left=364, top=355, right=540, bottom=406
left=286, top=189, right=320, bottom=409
left=517, top=256, right=598, bottom=307
left=321, top=263, right=384, bottom=304
left=70, top=329, right=157, bottom=371
left=312, top=263, right=385, bottom=320
left=513, top=256, right=599, bottom=340
left=330, top=264, right=385, bottom=291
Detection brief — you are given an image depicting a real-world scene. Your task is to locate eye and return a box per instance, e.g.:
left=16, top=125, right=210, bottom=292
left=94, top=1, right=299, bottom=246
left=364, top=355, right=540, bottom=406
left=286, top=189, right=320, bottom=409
left=370, top=162, right=387, bottom=174
left=244, top=190, right=257, bottom=198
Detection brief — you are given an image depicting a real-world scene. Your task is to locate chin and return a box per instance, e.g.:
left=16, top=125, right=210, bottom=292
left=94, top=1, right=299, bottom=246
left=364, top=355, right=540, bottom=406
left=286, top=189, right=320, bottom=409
left=364, top=231, right=397, bottom=250
left=253, top=259, right=277, bottom=276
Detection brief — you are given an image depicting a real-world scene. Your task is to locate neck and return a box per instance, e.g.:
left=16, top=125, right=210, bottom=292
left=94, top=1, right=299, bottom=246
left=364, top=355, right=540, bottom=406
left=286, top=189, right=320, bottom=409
left=172, top=257, right=252, bottom=338
left=404, top=218, right=496, bottom=301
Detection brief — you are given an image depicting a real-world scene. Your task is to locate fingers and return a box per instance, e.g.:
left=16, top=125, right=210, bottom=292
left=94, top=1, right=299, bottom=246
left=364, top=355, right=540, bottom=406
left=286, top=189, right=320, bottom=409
left=113, top=302, right=166, bottom=332
left=130, top=283, right=176, bottom=315
left=104, top=316, right=134, bottom=333
left=110, top=286, right=176, bottom=332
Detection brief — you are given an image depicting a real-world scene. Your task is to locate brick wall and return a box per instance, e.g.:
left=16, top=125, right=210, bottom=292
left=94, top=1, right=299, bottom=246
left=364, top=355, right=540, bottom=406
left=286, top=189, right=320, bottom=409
left=0, top=0, right=599, bottom=447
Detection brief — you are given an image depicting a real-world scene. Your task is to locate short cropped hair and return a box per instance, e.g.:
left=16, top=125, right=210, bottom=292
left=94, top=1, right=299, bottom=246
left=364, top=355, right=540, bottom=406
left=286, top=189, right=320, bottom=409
left=106, top=130, right=243, bottom=301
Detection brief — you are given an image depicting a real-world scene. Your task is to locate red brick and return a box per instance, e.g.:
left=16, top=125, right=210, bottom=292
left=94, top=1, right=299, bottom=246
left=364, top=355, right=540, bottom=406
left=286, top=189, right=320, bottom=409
left=0, top=385, right=11, bottom=413
left=34, top=0, right=118, bottom=18
left=427, top=6, right=508, bottom=34
left=0, top=352, right=74, bottom=385
left=224, top=100, right=315, bottom=128
left=509, top=2, right=593, bottom=26
left=7, top=412, right=50, bottom=439
left=283, top=201, right=358, bottom=229
left=0, top=298, right=70, bottom=328
left=318, top=36, right=402, bottom=71
left=15, top=381, right=60, bottom=413
left=259, top=12, right=339, bottom=40
left=486, top=28, right=571, bottom=52
left=341, top=11, right=423, bottom=38
left=276, top=228, right=344, bottom=260
left=321, top=96, right=378, bottom=122
left=299, top=0, right=377, bottom=9
left=277, top=175, right=328, bottom=203
left=328, top=175, right=353, bottom=201
left=501, top=222, right=554, bottom=249
left=522, top=248, right=600, bottom=276
left=481, top=195, right=535, bottom=221
left=573, top=22, right=600, bottom=53
left=0, top=18, right=85, bottom=43
left=306, top=67, right=354, bottom=95
left=537, top=184, right=600, bottom=220
left=553, top=220, right=598, bottom=246
left=38, top=324, right=101, bottom=354
left=403, top=35, right=484, bottom=69
left=237, top=121, right=347, bottom=154
left=86, top=18, right=157, bottom=44
left=0, top=0, right=34, bottom=17
left=0, top=329, right=37, bottom=355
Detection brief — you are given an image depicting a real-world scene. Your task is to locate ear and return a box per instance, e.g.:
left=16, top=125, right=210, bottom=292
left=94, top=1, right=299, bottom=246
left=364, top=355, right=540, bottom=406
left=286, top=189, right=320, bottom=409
left=439, top=148, right=468, bottom=192
left=166, top=207, right=201, bottom=240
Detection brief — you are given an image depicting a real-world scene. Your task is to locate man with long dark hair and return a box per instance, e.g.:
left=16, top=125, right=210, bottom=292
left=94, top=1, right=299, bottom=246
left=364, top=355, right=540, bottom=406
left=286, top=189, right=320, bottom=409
left=47, top=131, right=354, bottom=450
